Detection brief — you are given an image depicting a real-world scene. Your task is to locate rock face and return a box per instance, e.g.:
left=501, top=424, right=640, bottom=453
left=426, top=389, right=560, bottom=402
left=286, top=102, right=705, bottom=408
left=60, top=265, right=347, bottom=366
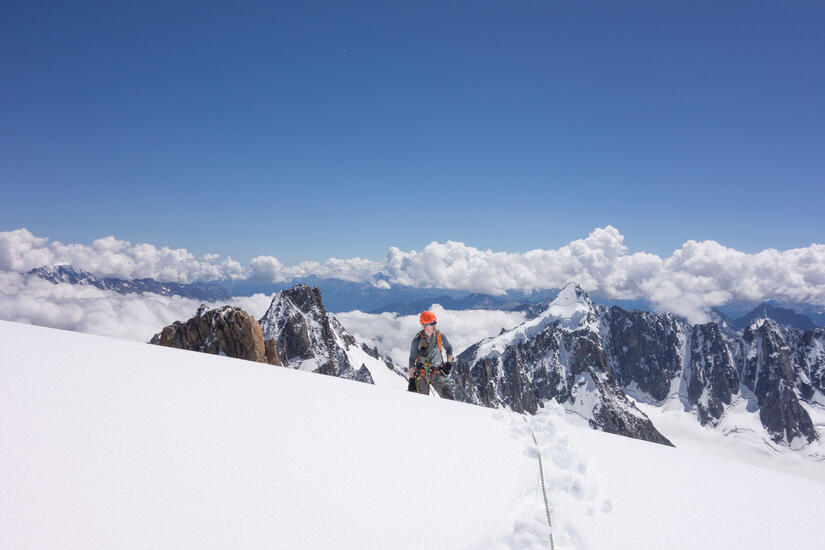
left=735, top=320, right=816, bottom=444
left=683, top=323, right=740, bottom=426
left=602, top=308, right=685, bottom=402
left=258, top=284, right=405, bottom=385
left=150, top=305, right=279, bottom=365
left=799, top=328, right=825, bottom=396
left=453, top=283, right=673, bottom=446
left=605, top=310, right=820, bottom=446
left=453, top=283, right=823, bottom=448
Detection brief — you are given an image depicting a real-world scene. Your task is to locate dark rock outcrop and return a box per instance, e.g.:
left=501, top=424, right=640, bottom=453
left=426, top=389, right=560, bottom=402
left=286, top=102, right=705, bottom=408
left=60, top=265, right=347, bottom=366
left=736, top=320, right=816, bottom=444
left=602, top=308, right=685, bottom=401
left=684, top=323, right=740, bottom=425
left=150, top=305, right=279, bottom=365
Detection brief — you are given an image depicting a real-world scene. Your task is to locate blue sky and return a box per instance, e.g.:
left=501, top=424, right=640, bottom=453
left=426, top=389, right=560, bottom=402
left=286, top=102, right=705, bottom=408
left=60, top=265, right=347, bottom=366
left=2, top=1, right=823, bottom=264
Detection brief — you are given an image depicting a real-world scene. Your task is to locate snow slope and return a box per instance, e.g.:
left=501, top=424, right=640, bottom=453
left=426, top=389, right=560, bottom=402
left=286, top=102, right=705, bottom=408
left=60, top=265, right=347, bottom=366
left=1, top=320, right=821, bottom=550
left=632, top=392, right=825, bottom=483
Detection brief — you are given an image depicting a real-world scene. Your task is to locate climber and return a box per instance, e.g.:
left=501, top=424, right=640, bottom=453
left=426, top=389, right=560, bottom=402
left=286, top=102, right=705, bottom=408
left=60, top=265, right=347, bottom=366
left=408, top=310, right=454, bottom=399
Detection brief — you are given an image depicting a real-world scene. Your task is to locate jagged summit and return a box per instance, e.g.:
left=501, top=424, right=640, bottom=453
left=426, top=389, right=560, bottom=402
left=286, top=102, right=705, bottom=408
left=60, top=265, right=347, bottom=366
left=471, top=282, right=598, bottom=360
left=258, top=284, right=406, bottom=387
left=270, top=284, right=325, bottom=315
left=536, top=281, right=598, bottom=328
left=551, top=281, right=593, bottom=306
left=453, top=282, right=672, bottom=445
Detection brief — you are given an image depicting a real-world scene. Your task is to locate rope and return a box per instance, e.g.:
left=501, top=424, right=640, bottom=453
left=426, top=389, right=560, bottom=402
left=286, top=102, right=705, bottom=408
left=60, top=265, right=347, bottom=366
left=522, top=416, right=556, bottom=550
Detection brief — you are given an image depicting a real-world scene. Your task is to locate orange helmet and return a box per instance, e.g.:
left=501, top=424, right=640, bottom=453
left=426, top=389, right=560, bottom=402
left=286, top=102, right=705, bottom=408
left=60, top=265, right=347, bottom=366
left=419, top=310, right=437, bottom=325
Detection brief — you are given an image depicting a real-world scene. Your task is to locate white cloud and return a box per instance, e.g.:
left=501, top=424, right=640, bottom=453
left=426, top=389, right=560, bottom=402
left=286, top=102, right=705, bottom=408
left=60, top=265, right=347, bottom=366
left=0, top=228, right=246, bottom=283
left=249, top=255, right=381, bottom=283
left=336, top=306, right=528, bottom=368
left=0, top=271, right=521, bottom=370
left=3, top=226, right=825, bottom=323
left=0, top=271, right=273, bottom=343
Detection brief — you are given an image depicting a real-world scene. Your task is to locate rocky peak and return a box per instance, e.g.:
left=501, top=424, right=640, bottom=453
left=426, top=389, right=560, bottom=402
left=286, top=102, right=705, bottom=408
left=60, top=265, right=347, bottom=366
left=737, top=318, right=816, bottom=444
left=150, top=305, right=279, bottom=366
left=684, top=322, right=740, bottom=426
left=278, top=284, right=327, bottom=316
left=258, top=285, right=404, bottom=385
left=259, top=286, right=356, bottom=357
left=452, top=286, right=673, bottom=446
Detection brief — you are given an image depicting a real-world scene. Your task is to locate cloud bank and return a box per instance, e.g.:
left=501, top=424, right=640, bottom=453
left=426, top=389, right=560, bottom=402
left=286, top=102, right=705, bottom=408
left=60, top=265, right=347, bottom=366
left=0, top=229, right=245, bottom=283
left=3, top=226, right=825, bottom=322
left=0, top=271, right=273, bottom=343
left=0, top=271, right=518, bottom=367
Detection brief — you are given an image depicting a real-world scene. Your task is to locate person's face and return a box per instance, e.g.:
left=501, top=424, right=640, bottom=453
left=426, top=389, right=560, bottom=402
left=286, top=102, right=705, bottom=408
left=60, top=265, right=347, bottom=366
left=422, top=321, right=436, bottom=336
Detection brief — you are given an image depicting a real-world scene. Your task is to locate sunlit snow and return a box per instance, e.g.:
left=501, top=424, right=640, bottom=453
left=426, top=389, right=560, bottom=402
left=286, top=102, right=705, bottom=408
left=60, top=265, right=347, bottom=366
left=1, top=320, right=821, bottom=549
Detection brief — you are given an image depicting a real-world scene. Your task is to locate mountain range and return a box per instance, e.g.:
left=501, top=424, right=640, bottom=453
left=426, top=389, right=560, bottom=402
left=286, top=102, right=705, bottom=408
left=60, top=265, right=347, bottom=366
left=146, top=280, right=824, bottom=457
left=27, top=264, right=825, bottom=328
left=453, top=282, right=824, bottom=451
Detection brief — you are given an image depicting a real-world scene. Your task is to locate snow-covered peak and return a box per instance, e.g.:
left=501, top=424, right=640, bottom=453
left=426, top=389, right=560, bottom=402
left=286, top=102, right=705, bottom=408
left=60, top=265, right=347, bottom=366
left=539, top=282, right=596, bottom=325
left=744, top=315, right=782, bottom=336
left=28, top=264, right=95, bottom=284
left=551, top=281, right=592, bottom=307
left=474, top=282, right=599, bottom=358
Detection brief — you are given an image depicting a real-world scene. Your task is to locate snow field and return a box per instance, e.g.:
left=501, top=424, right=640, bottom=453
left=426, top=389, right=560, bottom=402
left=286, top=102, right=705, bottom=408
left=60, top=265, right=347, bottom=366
left=1, top=320, right=822, bottom=550
left=1, top=321, right=536, bottom=549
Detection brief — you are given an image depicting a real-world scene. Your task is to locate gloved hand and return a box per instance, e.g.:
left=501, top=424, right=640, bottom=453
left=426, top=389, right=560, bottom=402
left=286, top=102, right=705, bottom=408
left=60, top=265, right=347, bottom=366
left=441, top=362, right=452, bottom=375
left=407, top=377, right=417, bottom=392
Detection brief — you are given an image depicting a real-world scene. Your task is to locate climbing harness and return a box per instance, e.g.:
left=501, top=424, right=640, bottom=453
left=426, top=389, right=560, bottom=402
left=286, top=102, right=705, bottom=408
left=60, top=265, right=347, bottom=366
left=522, top=416, right=556, bottom=550
left=415, top=330, right=445, bottom=385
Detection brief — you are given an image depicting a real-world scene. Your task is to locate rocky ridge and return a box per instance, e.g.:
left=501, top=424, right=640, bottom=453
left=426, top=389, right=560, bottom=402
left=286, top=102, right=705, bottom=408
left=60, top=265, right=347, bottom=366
left=455, top=283, right=823, bottom=447
left=452, top=284, right=674, bottom=445
left=30, top=265, right=232, bottom=301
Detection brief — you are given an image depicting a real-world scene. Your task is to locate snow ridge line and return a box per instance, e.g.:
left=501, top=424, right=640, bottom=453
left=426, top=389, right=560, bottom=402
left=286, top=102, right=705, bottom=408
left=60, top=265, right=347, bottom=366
left=522, top=416, right=556, bottom=550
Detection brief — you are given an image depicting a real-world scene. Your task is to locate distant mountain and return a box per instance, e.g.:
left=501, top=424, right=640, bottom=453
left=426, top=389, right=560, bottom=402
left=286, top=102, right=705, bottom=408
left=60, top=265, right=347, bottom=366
left=27, top=264, right=824, bottom=329
left=732, top=303, right=817, bottom=331
left=715, top=301, right=824, bottom=328
left=26, top=265, right=470, bottom=312
left=28, top=265, right=235, bottom=301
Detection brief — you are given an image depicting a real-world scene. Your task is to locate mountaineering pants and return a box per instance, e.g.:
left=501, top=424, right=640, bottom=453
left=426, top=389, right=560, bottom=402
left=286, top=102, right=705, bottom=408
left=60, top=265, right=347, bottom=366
left=414, top=372, right=454, bottom=400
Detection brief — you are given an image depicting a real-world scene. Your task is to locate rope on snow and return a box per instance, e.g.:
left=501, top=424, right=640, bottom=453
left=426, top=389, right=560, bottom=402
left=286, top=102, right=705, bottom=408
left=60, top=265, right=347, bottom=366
left=522, top=416, right=556, bottom=550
